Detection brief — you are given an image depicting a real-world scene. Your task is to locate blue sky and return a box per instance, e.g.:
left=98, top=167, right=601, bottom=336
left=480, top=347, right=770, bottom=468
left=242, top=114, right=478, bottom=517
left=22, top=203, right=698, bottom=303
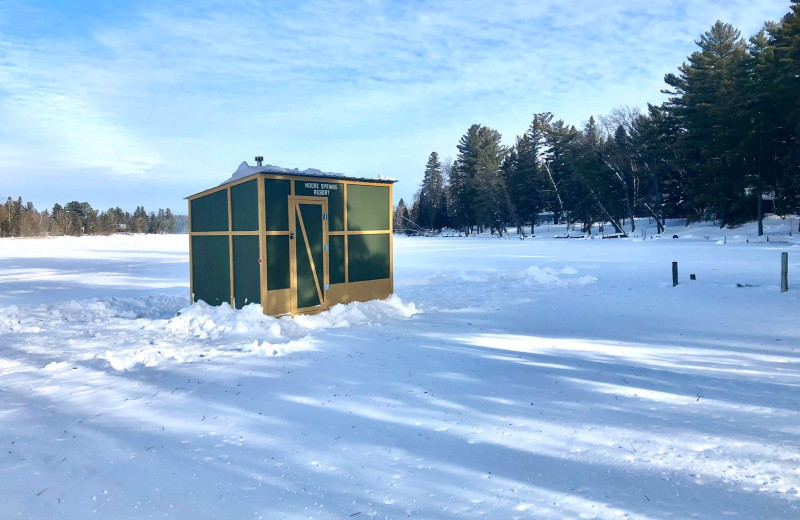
left=0, top=0, right=792, bottom=213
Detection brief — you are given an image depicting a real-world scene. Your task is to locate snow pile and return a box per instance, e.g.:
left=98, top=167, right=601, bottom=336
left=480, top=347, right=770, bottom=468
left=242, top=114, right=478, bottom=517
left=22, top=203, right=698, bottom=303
left=0, top=305, right=40, bottom=333
left=93, top=295, right=418, bottom=371
left=520, top=266, right=598, bottom=287
left=423, top=265, right=597, bottom=289
left=164, top=294, right=418, bottom=343
left=163, top=300, right=281, bottom=340
left=2, top=286, right=417, bottom=373
left=0, top=296, right=184, bottom=334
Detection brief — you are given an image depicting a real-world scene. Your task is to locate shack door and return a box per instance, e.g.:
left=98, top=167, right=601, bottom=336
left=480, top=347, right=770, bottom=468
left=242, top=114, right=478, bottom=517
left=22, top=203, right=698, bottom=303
left=289, top=197, right=329, bottom=313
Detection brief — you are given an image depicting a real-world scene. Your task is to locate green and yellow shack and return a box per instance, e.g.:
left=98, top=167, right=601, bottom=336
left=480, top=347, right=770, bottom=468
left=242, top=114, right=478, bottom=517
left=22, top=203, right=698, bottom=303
left=187, top=157, right=395, bottom=316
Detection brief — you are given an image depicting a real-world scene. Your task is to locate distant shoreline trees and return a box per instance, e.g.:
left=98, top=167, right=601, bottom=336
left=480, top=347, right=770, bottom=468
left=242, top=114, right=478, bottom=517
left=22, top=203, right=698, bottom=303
left=0, top=197, right=187, bottom=237
left=401, top=2, right=800, bottom=237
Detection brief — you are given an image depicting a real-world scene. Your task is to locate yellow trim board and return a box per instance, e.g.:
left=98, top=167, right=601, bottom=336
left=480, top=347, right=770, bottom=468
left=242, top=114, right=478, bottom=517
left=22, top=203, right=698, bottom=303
left=344, top=183, right=349, bottom=284
left=328, top=278, right=392, bottom=307
left=188, top=202, right=194, bottom=304
left=227, top=188, right=234, bottom=308
left=257, top=175, right=267, bottom=311
left=266, top=288, right=291, bottom=316
left=190, top=231, right=260, bottom=236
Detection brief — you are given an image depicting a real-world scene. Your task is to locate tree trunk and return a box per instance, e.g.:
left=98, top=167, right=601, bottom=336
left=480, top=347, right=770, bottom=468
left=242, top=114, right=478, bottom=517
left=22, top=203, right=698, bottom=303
left=627, top=198, right=635, bottom=233
left=543, top=163, right=566, bottom=226
left=601, top=158, right=635, bottom=233
left=587, top=187, right=624, bottom=234
left=641, top=202, right=665, bottom=234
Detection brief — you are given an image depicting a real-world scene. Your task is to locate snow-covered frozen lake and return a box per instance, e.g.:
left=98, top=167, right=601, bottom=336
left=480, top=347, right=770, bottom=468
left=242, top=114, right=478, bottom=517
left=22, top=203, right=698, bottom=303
left=1, top=219, right=799, bottom=519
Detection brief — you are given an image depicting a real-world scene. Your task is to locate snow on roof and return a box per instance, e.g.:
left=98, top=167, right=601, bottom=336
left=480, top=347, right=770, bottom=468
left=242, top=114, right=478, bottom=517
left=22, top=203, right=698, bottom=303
left=219, top=160, right=396, bottom=186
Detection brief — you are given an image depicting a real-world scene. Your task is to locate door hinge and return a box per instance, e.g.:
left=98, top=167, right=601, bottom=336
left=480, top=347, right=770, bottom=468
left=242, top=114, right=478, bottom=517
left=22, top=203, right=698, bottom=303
left=324, top=244, right=329, bottom=251
left=323, top=213, right=328, bottom=221
left=324, top=283, right=329, bottom=291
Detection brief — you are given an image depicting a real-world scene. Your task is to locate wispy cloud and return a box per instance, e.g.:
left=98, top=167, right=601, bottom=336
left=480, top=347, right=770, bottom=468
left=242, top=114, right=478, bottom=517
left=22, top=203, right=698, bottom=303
left=0, top=0, right=791, bottom=208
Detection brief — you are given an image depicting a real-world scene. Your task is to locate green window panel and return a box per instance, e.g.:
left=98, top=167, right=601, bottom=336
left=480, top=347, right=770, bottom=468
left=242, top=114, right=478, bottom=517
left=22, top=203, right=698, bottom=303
left=191, top=190, right=229, bottom=232
left=348, top=233, right=390, bottom=283
left=192, top=235, right=230, bottom=306
left=231, top=180, right=259, bottom=231
left=233, top=235, right=261, bottom=309
left=294, top=180, right=344, bottom=231
left=264, top=179, right=291, bottom=231
left=295, top=204, right=324, bottom=309
left=347, top=184, right=390, bottom=231
left=329, top=235, right=345, bottom=285
left=266, top=235, right=290, bottom=290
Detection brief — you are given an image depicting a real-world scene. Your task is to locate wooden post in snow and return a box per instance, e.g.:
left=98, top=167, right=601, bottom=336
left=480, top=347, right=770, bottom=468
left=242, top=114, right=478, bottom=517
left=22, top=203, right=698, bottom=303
left=672, top=262, right=679, bottom=287
left=781, top=252, right=788, bottom=293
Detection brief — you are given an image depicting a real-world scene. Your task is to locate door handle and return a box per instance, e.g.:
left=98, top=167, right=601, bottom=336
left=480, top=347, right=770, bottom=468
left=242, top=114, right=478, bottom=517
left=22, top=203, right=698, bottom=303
left=289, top=232, right=295, bottom=240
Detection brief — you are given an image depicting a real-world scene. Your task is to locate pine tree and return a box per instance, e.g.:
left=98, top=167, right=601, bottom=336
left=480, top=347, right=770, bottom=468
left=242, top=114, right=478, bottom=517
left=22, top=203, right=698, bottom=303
left=451, top=124, right=509, bottom=235
left=537, top=115, right=581, bottom=227
left=417, top=152, right=445, bottom=230
left=769, top=1, right=800, bottom=213
left=447, top=158, right=470, bottom=234
left=409, top=194, right=421, bottom=233
left=1, top=197, right=12, bottom=237
left=597, top=122, right=638, bottom=233
left=504, top=118, right=546, bottom=236
left=393, top=199, right=408, bottom=232
left=629, top=104, right=686, bottom=233
left=664, top=21, right=749, bottom=226
left=165, top=208, right=176, bottom=233
left=572, top=117, right=625, bottom=233
left=434, top=188, right=449, bottom=231
left=131, top=206, right=147, bottom=233
left=727, top=28, right=783, bottom=233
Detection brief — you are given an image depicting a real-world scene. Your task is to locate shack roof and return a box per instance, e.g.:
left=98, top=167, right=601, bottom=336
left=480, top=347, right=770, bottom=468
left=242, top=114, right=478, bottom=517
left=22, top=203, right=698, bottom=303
left=187, top=160, right=395, bottom=199
left=221, top=161, right=396, bottom=186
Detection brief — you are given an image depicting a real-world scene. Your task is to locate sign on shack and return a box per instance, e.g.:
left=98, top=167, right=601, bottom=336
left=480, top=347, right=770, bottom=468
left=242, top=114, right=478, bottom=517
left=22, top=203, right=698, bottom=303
left=187, top=157, right=396, bottom=316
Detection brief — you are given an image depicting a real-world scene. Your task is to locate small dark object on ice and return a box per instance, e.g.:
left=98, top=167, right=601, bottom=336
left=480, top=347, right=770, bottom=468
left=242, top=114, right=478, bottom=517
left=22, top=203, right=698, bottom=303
left=672, top=234, right=679, bottom=239
left=736, top=283, right=757, bottom=288
left=690, top=274, right=696, bottom=280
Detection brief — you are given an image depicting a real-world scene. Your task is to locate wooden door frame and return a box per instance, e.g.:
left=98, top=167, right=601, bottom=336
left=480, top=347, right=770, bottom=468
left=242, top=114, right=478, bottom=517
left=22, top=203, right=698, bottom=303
left=288, top=196, right=329, bottom=315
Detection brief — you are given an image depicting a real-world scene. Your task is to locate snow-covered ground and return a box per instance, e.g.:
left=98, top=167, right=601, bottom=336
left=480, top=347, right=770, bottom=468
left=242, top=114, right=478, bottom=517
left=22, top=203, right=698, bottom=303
left=1, top=217, right=799, bottom=519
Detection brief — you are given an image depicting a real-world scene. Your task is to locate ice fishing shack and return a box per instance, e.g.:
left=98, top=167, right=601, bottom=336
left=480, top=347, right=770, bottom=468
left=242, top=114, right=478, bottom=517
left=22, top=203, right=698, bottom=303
left=187, top=157, right=396, bottom=316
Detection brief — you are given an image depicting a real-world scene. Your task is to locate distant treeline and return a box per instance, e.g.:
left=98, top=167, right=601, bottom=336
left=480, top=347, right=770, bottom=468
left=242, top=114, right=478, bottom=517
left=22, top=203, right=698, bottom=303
left=0, top=197, right=189, bottom=237
left=398, top=3, right=800, bottom=237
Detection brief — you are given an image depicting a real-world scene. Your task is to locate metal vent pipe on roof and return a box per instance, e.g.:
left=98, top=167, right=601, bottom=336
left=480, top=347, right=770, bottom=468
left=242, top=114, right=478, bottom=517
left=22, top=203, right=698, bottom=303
left=255, top=156, right=264, bottom=167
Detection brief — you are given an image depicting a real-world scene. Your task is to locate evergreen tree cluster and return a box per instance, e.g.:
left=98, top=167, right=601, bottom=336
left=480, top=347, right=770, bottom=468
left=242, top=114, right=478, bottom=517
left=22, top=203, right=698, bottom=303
left=0, top=197, right=180, bottom=237
left=398, top=3, right=800, bottom=236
